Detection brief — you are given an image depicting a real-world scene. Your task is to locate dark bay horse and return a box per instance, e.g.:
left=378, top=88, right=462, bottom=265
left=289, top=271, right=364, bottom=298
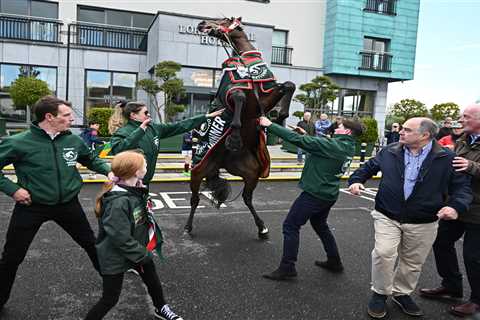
left=184, top=17, right=296, bottom=239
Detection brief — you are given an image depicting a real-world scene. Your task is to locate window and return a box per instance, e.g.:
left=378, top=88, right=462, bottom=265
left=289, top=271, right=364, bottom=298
left=0, top=0, right=58, bottom=19
left=78, top=7, right=104, bottom=24
left=0, top=63, right=57, bottom=122
left=364, top=0, right=397, bottom=15
left=363, top=37, right=388, bottom=53
left=181, top=68, right=215, bottom=88
left=272, top=30, right=292, bottom=65
left=77, top=6, right=154, bottom=28
left=272, top=30, right=287, bottom=47
left=31, top=1, right=57, bottom=19
left=85, top=70, right=137, bottom=115
left=360, top=37, right=392, bottom=72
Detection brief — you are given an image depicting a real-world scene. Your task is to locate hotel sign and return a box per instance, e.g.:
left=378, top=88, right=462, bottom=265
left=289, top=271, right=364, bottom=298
left=178, top=24, right=256, bottom=46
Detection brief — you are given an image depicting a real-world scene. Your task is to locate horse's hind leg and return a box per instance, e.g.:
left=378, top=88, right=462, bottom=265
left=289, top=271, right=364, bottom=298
left=184, top=173, right=202, bottom=235
left=243, top=177, right=269, bottom=240
left=225, top=90, right=245, bottom=152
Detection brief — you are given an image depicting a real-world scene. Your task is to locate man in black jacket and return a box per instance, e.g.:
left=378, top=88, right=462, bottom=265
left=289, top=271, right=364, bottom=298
left=348, top=117, right=472, bottom=319
left=420, top=104, right=480, bottom=317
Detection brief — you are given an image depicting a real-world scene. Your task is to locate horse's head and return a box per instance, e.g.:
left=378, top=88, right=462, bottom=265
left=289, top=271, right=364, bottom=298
left=198, top=17, right=244, bottom=39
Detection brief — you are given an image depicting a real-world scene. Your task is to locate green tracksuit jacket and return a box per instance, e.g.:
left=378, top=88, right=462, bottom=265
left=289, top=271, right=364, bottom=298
left=268, top=123, right=356, bottom=202
left=96, top=185, right=162, bottom=275
left=0, top=123, right=110, bottom=205
left=110, top=115, right=207, bottom=184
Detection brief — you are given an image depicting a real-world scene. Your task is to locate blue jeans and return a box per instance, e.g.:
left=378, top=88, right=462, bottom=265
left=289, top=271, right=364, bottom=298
left=280, top=191, right=338, bottom=271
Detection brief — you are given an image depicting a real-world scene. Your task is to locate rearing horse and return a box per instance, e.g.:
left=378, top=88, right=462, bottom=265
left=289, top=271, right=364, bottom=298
left=184, top=17, right=296, bottom=239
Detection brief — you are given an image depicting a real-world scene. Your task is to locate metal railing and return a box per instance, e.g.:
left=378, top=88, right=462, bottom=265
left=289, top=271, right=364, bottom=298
left=272, top=46, right=293, bottom=65
left=69, top=22, right=147, bottom=51
left=364, top=0, right=397, bottom=15
left=359, top=51, right=392, bottom=72
left=0, top=13, right=62, bottom=43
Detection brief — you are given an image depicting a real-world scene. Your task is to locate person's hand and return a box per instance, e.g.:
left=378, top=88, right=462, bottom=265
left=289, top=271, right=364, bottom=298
left=140, top=118, right=151, bottom=130
left=13, top=188, right=32, bottom=205
left=206, top=108, right=225, bottom=118
left=437, top=206, right=458, bottom=220
left=259, top=116, right=272, bottom=127
left=348, top=183, right=365, bottom=195
left=295, top=127, right=307, bottom=135
left=452, top=156, right=470, bottom=172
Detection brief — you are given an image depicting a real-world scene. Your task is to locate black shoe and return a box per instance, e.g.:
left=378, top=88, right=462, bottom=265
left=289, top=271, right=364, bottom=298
left=262, top=268, right=297, bottom=281
left=314, top=258, right=344, bottom=273
left=368, top=292, right=388, bottom=319
left=419, top=286, right=463, bottom=301
left=392, top=295, right=424, bottom=317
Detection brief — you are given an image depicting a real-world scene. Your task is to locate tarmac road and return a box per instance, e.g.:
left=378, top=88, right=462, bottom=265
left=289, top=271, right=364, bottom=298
left=0, top=181, right=469, bottom=320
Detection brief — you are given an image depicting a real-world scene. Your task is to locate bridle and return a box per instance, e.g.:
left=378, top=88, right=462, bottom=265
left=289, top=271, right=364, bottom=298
left=214, top=18, right=244, bottom=58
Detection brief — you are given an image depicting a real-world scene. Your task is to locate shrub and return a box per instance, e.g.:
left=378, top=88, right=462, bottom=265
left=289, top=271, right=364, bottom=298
left=292, top=111, right=304, bottom=120
left=358, top=117, right=379, bottom=143
left=87, top=108, right=113, bottom=137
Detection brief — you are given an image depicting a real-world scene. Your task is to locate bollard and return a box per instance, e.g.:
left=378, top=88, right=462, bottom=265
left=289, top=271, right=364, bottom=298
left=360, top=142, right=367, bottom=164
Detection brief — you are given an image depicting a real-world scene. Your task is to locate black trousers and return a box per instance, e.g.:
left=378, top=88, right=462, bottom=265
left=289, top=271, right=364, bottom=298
left=85, top=260, right=166, bottom=319
left=433, top=219, right=480, bottom=304
left=280, top=191, right=337, bottom=271
left=0, top=198, right=99, bottom=307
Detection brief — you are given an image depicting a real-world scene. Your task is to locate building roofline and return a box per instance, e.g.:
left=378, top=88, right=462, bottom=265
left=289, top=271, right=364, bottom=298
left=147, top=10, right=275, bottom=33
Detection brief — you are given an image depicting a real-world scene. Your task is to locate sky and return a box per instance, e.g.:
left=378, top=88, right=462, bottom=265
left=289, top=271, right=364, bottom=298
left=387, top=0, right=480, bottom=111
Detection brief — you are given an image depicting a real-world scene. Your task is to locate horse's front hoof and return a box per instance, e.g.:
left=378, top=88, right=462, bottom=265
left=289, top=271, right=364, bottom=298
left=225, top=135, right=243, bottom=152
left=258, top=227, right=269, bottom=240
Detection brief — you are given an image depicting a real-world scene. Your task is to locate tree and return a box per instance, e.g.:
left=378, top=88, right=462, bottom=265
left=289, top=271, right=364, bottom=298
left=389, top=99, right=428, bottom=122
left=137, top=61, right=186, bottom=123
left=9, top=76, right=51, bottom=122
left=294, top=76, right=340, bottom=114
left=430, top=102, right=460, bottom=121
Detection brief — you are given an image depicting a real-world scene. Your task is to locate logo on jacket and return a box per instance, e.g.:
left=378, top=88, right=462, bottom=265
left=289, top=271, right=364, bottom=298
left=63, top=148, right=78, bottom=166
left=153, top=136, right=159, bottom=148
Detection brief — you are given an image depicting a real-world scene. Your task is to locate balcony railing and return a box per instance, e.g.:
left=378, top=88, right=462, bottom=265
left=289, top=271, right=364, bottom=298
left=0, top=13, right=62, bottom=43
left=364, top=0, right=397, bottom=15
left=359, top=51, right=392, bottom=72
left=69, top=22, right=147, bottom=51
left=272, top=46, right=293, bottom=65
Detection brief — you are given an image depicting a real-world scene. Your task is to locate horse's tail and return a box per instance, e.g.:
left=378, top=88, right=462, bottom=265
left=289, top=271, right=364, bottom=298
left=204, top=170, right=231, bottom=209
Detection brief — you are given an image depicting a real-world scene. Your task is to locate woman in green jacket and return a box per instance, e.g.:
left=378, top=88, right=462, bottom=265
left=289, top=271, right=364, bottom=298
left=110, top=101, right=223, bottom=185
left=85, top=150, right=182, bottom=320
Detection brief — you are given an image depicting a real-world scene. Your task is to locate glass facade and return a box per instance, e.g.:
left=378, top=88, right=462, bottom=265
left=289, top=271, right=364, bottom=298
left=85, top=70, right=137, bottom=114
left=77, top=6, right=154, bottom=28
left=0, top=63, right=57, bottom=122
left=0, top=0, right=58, bottom=19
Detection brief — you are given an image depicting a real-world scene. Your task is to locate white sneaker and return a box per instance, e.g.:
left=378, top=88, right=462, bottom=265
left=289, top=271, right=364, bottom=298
left=154, top=304, right=184, bottom=320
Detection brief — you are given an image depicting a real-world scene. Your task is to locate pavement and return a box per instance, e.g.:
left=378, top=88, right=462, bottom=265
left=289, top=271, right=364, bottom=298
left=1, top=145, right=379, bottom=183
left=0, top=181, right=470, bottom=320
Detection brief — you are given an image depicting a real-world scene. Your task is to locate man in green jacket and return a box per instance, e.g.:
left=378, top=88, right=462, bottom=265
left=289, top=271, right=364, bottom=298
left=110, top=101, right=223, bottom=185
left=0, top=96, right=112, bottom=312
left=260, top=116, right=363, bottom=280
